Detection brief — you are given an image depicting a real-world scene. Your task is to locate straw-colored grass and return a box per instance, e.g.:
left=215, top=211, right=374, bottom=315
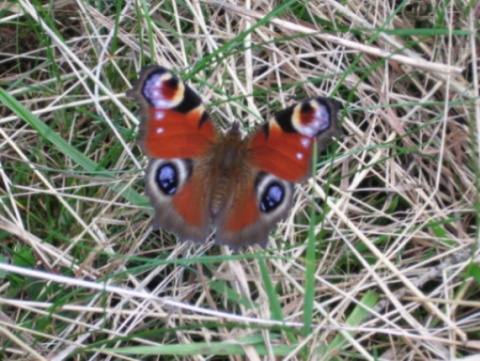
left=0, top=0, right=479, bottom=360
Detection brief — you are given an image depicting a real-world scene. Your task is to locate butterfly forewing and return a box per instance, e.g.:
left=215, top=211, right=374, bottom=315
left=249, top=98, right=341, bottom=183
left=127, top=66, right=216, bottom=159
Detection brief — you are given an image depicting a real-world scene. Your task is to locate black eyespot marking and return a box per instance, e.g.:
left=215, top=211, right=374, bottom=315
left=300, top=100, right=314, bottom=114
left=174, top=83, right=202, bottom=113
left=198, top=110, right=210, bottom=128
left=166, top=75, right=180, bottom=89
left=273, top=106, right=296, bottom=133
left=261, top=122, right=270, bottom=138
left=156, top=163, right=178, bottom=195
left=260, top=182, right=285, bottom=213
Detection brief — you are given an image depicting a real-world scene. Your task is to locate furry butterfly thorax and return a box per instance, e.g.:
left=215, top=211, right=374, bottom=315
left=127, top=65, right=341, bottom=249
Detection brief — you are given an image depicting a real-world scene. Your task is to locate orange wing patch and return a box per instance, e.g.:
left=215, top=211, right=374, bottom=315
left=249, top=123, right=312, bottom=182
left=223, top=192, right=260, bottom=232
left=143, top=107, right=215, bottom=159
left=171, top=175, right=206, bottom=227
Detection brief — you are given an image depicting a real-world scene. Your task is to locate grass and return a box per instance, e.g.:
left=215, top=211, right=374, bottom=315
left=0, top=0, right=479, bottom=360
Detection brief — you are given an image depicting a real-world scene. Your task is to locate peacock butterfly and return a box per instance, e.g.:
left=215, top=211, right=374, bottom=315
left=127, top=65, right=341, bottom=249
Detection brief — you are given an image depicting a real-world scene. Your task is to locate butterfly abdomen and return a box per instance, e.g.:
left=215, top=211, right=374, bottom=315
left=208, top=175, right=229, bottom=217
left=204, top=123, right=254, bottom=218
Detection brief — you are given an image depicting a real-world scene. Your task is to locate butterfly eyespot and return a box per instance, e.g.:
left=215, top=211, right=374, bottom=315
left=156, top=163, right=179, bottom=195
left=142, top=72, right=184, bottom=108
left=291, top=100, right=331, bottom=136
left=260, top=182, right=285, bottom=213
left=146, top=159, right=192, bottom=201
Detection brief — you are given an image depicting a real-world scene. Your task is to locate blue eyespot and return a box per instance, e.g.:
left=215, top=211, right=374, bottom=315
left=156, top=163, right=178, bottom=195
left=260, top=182, right=285, bottom=213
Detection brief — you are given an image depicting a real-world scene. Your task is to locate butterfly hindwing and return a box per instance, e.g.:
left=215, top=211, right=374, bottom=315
left=215, top=173, right=293, bottom=248
left=144, top=159, right=210, bottom=242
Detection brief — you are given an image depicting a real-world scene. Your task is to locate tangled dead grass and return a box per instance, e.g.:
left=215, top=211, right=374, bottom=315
left=0, top=0, right=479, bottom=360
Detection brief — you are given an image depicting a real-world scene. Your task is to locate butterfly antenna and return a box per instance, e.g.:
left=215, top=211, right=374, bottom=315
left=227, top=121, right=242, bottom=135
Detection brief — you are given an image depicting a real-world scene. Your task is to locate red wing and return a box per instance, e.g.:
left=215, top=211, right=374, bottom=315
left=215, top=189, right=265, bottom=248
left=145, top=159, right=210, bottom=243
left=249, top=98, right=341, bottom=182
left=250, top=126, right=312, bottom=182
left=215, top=174, right=294, bottom=249
left=142, top=107, right=215, bottom=158
left=171, top=176, right=206, bottom=228
left=223, top=192, right=260, bottom=233
left=127, top=66, right=216, bottom=159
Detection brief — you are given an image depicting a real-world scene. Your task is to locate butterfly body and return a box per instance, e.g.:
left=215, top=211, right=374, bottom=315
left=128, top=66, right=341, bottom=248
left=203, top=124, right=252, bottom=216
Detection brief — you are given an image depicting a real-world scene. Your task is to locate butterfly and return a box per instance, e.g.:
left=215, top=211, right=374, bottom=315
left=127, top=65, right=341, bottom=249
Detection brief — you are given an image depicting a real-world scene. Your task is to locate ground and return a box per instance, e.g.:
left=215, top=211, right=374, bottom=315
left=0, top=0, right=479, bottom=360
